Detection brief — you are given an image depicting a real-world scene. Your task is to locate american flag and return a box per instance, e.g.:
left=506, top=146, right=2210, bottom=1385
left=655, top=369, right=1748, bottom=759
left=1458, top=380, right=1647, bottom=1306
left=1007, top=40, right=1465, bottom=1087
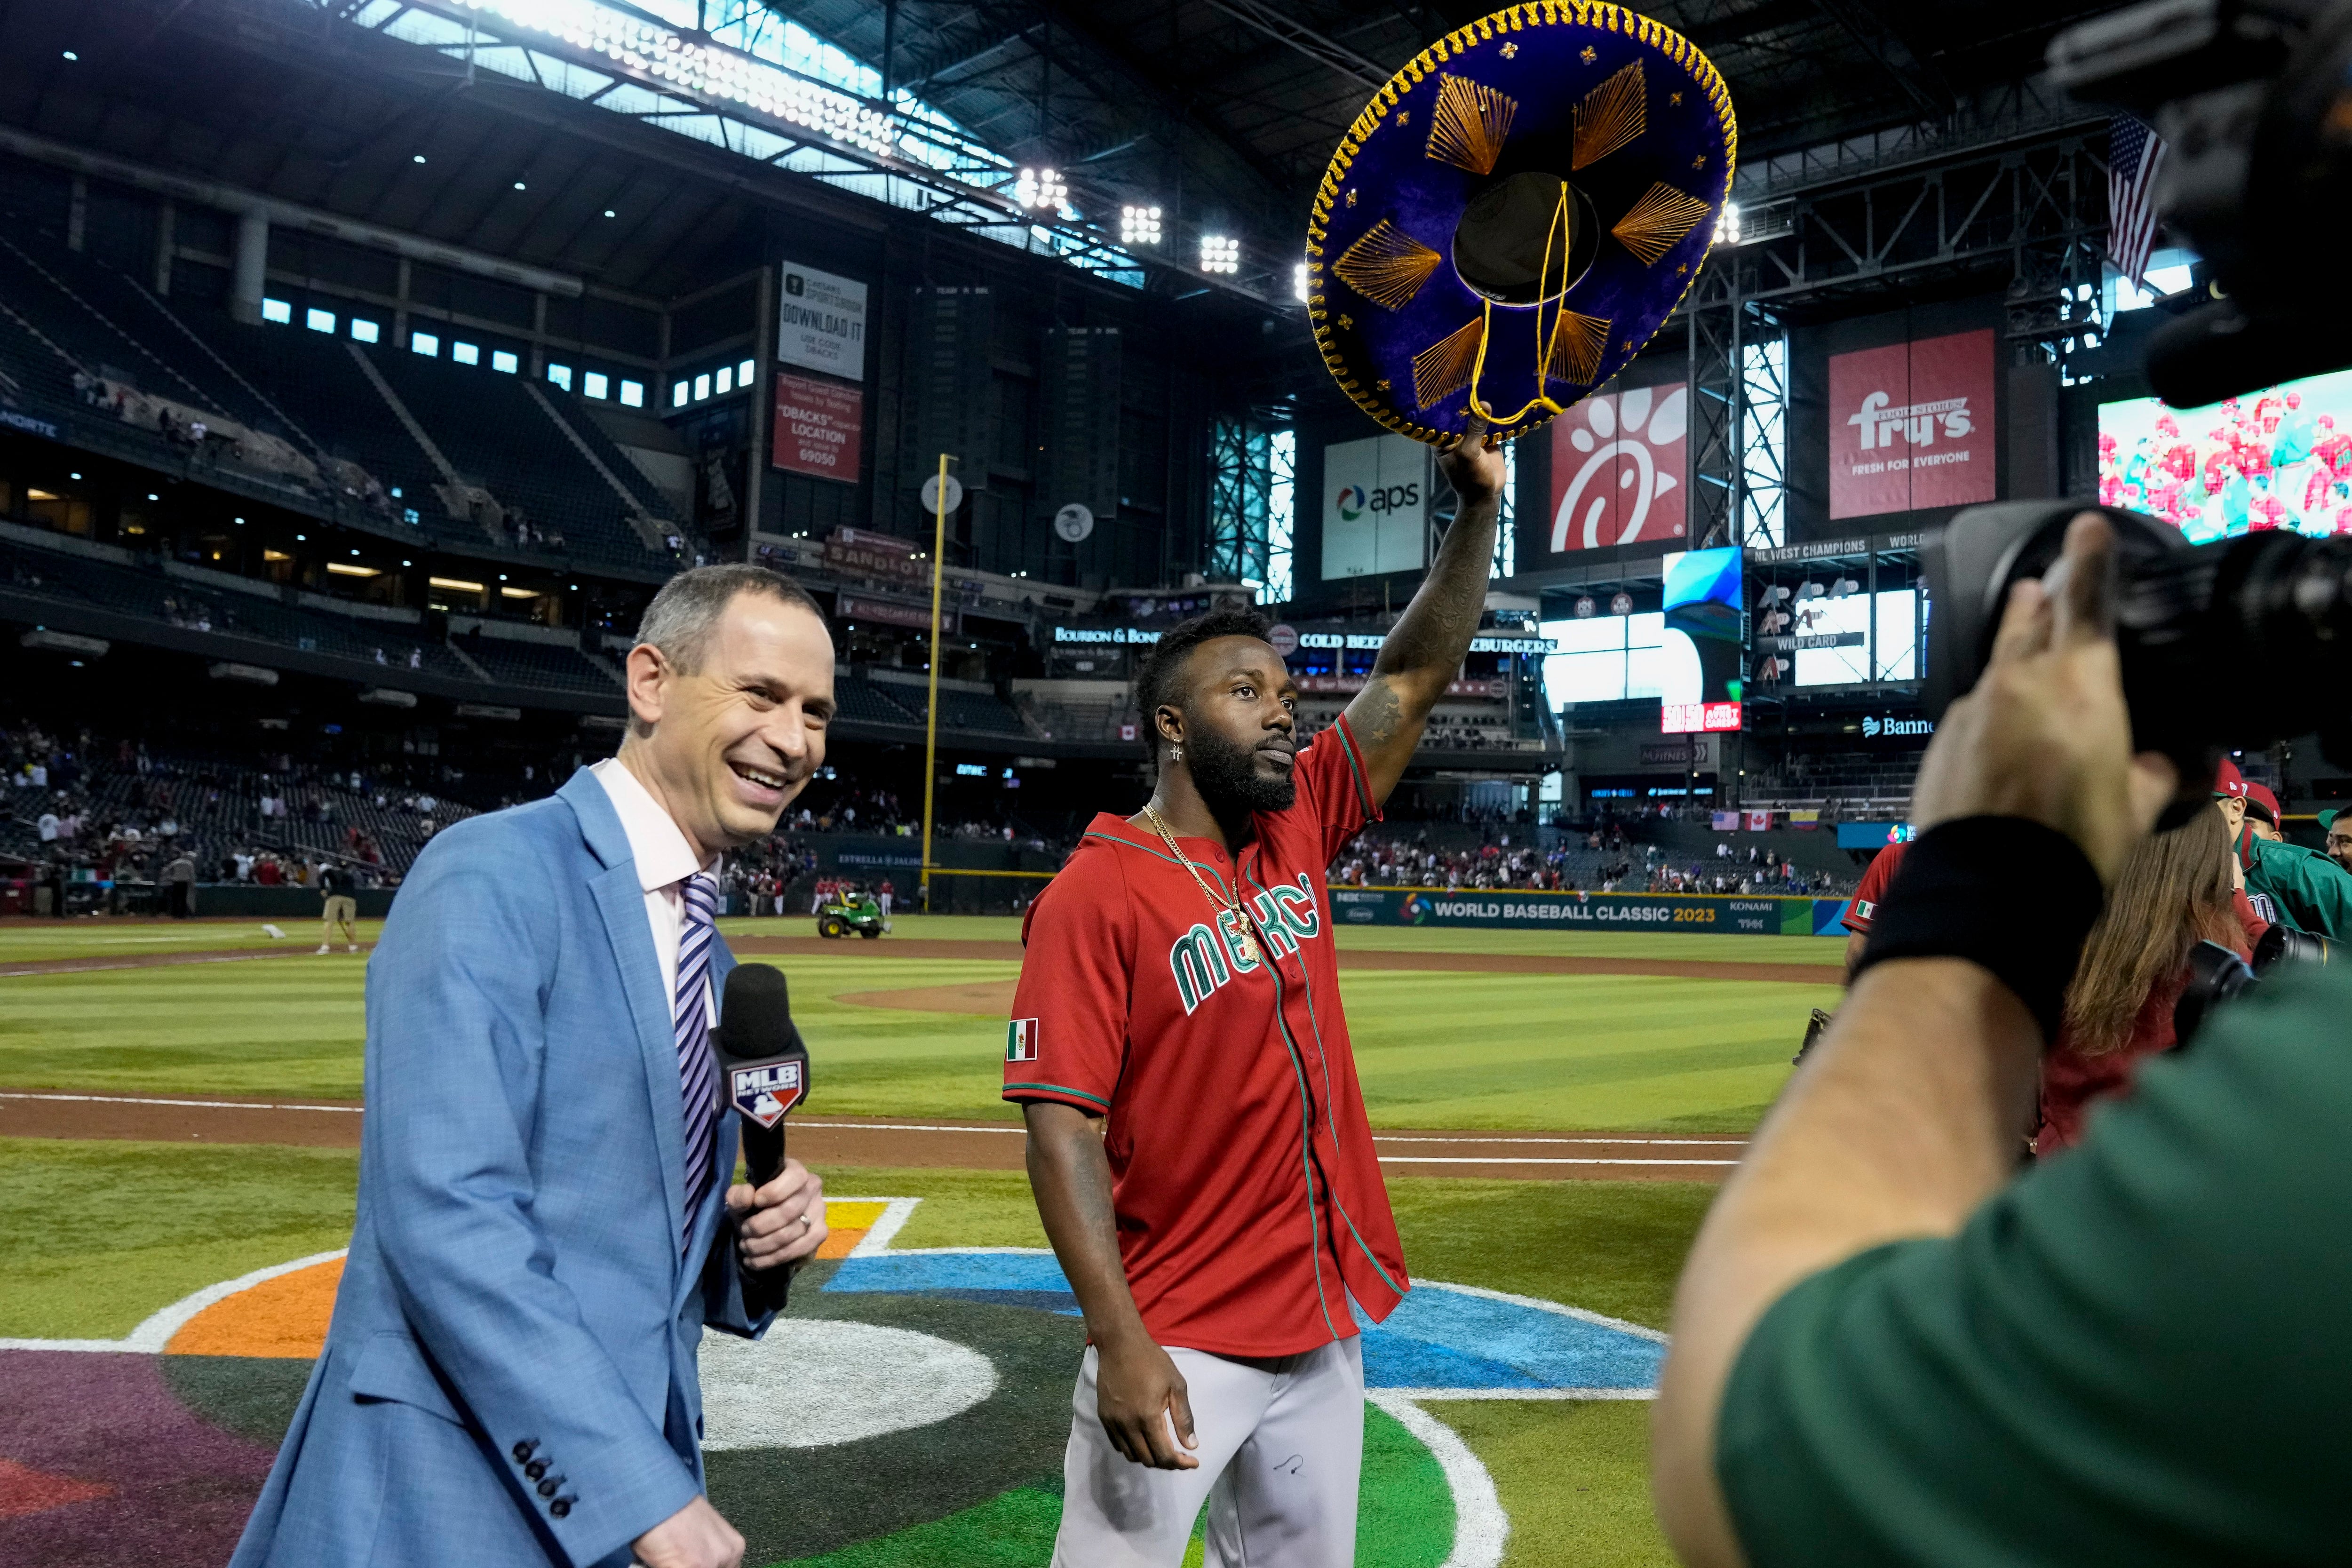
left=2108, top=115, right=2168, bottom=284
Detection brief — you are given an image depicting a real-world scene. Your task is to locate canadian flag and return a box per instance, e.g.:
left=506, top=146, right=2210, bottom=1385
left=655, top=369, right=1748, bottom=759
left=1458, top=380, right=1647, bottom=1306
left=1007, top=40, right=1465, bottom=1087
left=1006, top=1018, right=1040, bottom=1063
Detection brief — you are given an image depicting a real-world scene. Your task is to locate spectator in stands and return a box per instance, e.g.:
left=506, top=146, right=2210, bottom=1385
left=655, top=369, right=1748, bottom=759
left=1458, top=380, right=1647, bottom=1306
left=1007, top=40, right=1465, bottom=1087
left=2038, top=808, right=2252, bottom=1154
left=37, top=805, right=59, bottom=843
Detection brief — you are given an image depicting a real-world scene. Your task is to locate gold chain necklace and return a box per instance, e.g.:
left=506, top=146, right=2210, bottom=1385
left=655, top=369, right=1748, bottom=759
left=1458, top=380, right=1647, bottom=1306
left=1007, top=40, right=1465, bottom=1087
left=1139, top=802, right=1263, bottom=966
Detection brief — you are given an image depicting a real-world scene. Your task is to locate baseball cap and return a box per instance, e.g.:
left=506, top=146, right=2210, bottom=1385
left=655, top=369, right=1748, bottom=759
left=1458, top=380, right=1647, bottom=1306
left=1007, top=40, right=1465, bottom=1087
left=2245, top=781, right=2280, bottom=827
left=2322, top=809, right=2345, bottom=835
left=2212, top=757, right=2248, bottom=799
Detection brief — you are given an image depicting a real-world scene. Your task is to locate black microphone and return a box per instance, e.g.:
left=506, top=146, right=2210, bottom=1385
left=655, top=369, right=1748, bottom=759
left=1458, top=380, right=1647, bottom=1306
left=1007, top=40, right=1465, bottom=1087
left=714, top=963, right=807, bottom=1191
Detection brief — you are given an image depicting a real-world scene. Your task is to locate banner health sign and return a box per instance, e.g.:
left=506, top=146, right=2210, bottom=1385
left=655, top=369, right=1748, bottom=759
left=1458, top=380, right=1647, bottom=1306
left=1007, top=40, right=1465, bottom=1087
left=1828, top=328, right=1995, bottom=520
left=1329, top=888, right=1853, bottom=937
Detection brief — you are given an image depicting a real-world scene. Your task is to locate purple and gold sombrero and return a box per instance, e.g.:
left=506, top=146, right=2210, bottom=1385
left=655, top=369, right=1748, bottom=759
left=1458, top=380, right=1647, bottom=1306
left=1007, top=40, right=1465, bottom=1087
left=1306, top=3, right=1737, bottom=446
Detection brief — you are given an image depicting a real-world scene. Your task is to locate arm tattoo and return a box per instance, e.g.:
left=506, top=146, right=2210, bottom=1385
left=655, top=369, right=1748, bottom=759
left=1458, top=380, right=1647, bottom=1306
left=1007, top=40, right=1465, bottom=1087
left=1376, top=495, right=1501, bottom=687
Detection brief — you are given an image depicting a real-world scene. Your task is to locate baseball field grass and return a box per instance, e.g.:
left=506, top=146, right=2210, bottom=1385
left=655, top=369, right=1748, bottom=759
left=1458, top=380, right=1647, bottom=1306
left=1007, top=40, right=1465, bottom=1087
left=0, top=1137, right=1703, bottom=1566
left=0, top=914, right=1836, bottom=1128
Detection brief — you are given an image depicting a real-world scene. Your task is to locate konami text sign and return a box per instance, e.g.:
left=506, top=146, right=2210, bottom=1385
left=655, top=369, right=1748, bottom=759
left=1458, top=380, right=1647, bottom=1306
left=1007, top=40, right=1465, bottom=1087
left=1662, top=701, right=1743, bottom=734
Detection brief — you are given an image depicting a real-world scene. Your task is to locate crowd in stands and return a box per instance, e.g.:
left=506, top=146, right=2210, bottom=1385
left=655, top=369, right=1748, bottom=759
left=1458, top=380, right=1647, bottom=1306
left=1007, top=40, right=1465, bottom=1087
left=1, top=718, right=479, bottom=901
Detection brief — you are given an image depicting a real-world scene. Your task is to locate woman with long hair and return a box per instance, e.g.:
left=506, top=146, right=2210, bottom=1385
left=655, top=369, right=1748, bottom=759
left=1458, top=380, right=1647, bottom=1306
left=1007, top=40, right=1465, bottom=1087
left=2040, top=806, right=2255, bottom=1153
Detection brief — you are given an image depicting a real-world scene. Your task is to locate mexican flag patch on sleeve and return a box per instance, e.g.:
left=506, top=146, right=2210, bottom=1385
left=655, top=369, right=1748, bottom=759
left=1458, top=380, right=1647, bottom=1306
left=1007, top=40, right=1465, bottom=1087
left=1006, top=1018, right=1039, bottom=1062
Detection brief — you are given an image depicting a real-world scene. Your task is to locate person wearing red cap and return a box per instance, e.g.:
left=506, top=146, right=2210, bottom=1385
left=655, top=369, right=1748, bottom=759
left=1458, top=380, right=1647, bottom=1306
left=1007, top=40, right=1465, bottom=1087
left=2218, top=757, right=2352, bottom=938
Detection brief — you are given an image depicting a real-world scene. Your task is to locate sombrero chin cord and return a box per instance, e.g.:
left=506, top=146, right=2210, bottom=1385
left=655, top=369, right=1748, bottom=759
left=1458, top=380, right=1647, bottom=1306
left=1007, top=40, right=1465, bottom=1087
left=1467, top=180, right=1575, bottom=430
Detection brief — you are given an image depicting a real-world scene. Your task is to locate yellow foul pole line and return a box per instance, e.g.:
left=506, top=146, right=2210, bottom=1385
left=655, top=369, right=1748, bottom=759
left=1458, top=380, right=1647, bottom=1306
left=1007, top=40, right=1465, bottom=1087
left=919, top=453, right=948, bottom=913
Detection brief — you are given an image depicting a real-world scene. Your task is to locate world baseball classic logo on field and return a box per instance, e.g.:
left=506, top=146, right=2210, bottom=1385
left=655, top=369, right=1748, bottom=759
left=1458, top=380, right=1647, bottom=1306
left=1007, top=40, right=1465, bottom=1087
left=1006, top=1019, right=1039, bottom=1063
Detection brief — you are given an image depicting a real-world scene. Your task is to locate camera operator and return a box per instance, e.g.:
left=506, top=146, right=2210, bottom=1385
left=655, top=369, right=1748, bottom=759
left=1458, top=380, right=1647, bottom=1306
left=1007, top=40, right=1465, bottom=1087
left=1653, top=515, right=2352, bottom=1566
left=2219, top=759, right=2352, bottom=939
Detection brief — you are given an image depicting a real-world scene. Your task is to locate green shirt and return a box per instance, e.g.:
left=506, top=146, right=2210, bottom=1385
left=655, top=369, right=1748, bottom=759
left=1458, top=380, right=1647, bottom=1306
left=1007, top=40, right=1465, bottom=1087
left=1717, top=962, right=2352, bottom=1565
left=2241, top=828, right=2352, bottom=939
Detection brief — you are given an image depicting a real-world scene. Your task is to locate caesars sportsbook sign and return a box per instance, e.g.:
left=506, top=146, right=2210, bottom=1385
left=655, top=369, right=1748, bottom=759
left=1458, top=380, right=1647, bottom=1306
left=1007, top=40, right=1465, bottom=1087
left=1828, top=328, right=1996, bottom=520
left=1327, top=887, right=1856, bottom=937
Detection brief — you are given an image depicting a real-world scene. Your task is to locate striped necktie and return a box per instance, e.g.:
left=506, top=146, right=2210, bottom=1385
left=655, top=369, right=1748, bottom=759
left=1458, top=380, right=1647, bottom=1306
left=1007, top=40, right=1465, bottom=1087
left=675, top=871, right=720, bottom=1250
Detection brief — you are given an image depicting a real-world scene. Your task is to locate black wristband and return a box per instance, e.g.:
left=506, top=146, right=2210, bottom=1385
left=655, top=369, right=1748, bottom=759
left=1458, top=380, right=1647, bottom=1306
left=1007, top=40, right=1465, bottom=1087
left=1852, top=816, right=2104, bottom=1043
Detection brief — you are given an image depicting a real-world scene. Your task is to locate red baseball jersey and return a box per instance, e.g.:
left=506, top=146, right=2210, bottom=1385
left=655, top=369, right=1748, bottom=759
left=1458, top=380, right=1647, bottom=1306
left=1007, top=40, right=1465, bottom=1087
left=1002, top=716, right=1410, bottom=1358
left=1841, top=840, right=1909, bottom=935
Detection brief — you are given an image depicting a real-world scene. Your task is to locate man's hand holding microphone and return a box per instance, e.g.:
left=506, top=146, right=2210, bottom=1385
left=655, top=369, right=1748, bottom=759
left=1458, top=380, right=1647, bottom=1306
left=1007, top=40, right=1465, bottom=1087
left=635, top=963, right=826, bottom=1568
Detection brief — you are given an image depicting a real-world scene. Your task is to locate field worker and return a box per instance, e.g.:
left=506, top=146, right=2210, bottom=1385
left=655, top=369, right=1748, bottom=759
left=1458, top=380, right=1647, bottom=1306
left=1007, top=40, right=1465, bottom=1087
left=230, top=566, right=834, bottom=1568
left=1003, top=421, right=1504, bottom=1568
left=2323, top=808, right=2352, bottom=873
left=317, top=860, right=358, bottom=954
left=2217, top=758, right=2352, bottom=937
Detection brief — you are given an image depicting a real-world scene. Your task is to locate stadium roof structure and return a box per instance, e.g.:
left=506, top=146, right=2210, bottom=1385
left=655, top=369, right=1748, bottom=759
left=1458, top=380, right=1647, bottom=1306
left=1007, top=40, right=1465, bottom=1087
left=3, top=0, right=2109, bottom=314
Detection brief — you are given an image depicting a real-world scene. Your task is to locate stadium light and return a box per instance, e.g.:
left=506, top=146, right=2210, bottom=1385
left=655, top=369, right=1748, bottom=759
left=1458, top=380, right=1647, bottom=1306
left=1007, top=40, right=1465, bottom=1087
left=1200, top=235, right=1240, bottom=275
left=1714, top=202, right=1742, bottom=247
left=1294, top=262, right=1310, bottom=302
left=1120, top=206, right=1162, bottom=246
left=1014, top=167, right=1068, bottom=213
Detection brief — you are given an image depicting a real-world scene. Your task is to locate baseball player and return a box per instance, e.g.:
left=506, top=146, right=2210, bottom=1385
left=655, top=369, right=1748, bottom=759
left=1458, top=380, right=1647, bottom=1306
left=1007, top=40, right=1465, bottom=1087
left=1839, top=837, right=1908, bottom=980
left=1004, top=426, right=1505, bottom=1568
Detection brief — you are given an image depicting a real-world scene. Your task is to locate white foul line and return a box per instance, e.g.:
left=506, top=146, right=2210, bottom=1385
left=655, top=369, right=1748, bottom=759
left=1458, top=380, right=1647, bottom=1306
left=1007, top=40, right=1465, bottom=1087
left=1380, top=1155, right=1737, bottom=1167
left=0, top=1091, right=362, bottom=1114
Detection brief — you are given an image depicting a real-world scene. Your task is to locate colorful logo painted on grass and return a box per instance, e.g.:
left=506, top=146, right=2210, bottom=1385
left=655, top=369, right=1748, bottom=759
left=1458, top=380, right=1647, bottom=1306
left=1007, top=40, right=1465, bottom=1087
left=0, top=1198, right=1665, bottom=1567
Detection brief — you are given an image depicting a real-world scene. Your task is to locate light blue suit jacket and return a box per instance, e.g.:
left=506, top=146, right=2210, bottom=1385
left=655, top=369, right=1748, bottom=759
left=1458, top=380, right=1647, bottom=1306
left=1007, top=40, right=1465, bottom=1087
left=230, top=769, right=774, bottom=1568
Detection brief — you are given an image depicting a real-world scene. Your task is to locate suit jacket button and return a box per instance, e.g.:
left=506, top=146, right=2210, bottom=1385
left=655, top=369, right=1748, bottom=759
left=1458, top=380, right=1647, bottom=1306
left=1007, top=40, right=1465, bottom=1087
left=538, top=1477, right=563, bottom=1498
left=549, top=1499, right=571, bottom=1519
left=524, top=1460, right=547, bottom=1480
left=512, top=1439, right=537, bottom=1464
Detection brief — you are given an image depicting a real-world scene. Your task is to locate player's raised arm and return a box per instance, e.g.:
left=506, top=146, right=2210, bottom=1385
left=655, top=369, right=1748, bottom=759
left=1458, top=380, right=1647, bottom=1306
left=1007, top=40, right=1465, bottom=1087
left=1343, top=417, right=1507, bottom=804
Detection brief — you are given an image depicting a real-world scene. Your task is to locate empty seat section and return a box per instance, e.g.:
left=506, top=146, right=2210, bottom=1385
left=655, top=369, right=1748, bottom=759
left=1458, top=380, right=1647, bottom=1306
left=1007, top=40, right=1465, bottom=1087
left=368, top=349, right=660, bottom=571
left=455, top=636, right=619, bottom=696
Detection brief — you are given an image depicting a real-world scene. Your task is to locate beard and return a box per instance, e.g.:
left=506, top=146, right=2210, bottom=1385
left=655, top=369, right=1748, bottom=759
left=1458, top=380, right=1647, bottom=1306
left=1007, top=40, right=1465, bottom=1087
left=1185, top=726, right=1296, bottom=817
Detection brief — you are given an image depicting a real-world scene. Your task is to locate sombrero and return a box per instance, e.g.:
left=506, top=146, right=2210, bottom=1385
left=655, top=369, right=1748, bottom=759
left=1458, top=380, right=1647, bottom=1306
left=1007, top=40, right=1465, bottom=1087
left=1305, top=3, right=1737, bottom=446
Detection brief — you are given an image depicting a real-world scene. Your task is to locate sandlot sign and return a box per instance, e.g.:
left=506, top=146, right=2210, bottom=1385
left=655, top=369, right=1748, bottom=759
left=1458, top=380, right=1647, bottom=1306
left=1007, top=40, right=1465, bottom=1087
left=1329, top=887, right=1852, bottom=936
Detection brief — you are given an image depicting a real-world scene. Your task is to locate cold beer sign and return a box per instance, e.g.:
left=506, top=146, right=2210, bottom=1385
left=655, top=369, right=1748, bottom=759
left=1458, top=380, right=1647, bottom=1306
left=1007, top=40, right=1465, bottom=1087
left=1828, top=328, right=1996, bottom=520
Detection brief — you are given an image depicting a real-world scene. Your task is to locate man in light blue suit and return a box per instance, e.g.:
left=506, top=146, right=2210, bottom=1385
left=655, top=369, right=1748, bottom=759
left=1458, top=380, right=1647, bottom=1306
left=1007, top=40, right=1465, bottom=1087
left=231, top=565, right=840, bottom=1568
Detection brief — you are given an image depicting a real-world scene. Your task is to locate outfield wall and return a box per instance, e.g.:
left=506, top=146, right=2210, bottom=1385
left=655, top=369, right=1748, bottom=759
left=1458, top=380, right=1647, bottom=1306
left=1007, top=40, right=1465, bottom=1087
left=1329, top=887, right=1855, bottom=936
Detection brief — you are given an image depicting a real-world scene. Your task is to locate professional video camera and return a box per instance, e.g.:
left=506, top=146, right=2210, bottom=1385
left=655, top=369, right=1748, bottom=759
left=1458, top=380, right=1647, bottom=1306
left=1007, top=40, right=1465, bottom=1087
left=1925, top=1, right=2352, bottom=804
left=2173, top=923, right=2336, bottom=1041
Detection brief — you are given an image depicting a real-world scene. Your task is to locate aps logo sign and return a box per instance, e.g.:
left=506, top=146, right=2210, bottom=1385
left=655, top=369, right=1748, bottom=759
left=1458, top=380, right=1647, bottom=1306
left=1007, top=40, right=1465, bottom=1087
left=1335, top=479, right=1419, bottom=523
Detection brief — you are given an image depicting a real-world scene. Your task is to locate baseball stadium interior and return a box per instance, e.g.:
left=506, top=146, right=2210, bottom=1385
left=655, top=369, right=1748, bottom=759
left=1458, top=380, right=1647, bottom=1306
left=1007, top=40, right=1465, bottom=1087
left=4, top=0, right=2344, bottom=1564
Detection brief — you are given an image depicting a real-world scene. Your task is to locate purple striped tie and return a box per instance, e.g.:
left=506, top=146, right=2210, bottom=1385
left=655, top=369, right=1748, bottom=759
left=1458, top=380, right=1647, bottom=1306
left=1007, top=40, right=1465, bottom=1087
left=675, top=872, right=720, bottom=1251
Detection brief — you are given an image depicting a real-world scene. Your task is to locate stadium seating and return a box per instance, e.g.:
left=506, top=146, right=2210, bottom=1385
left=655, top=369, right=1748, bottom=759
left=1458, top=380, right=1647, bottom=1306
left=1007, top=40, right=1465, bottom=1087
left=453, top=633, right=620, bottom=697
left=0, top=211, right=694, bottom=575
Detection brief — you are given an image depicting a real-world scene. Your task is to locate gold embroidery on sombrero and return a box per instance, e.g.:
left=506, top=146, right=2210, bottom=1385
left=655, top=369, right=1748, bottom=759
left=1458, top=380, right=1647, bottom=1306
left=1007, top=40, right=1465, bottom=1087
left=1544, top=309, right=1610, bottom=386
left=1611, top=182, right=1711, bottom=263
left=1334, top=221, right=1446, bottom=310
left=1573, top=59, right=1645, bottom=168
left=1412, top=318, right=1487, bottom=409
left=1425, top=74, right=1516, bottom=175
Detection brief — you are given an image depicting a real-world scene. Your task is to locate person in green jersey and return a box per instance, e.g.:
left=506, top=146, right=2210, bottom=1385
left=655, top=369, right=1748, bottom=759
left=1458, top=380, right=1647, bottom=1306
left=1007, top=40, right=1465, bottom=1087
left=2217, top=759, right=2352, bottom=937
left=1653, top=514, right=2352, bottom=1568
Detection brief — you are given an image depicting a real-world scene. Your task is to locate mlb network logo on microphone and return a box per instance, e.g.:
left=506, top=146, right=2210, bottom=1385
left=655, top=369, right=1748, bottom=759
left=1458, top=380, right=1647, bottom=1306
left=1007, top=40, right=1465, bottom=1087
left=730, top=1059, right=804, bottom=1128
left=1006, top=1019, right=1040, bottom=1062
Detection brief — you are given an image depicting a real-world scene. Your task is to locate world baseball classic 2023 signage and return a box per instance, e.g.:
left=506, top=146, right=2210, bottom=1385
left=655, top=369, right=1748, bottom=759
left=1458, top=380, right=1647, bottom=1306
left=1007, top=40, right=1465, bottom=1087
left=1328, top=888, right=1854, bottom=936
left=1828, top=328, right=1996, bottom=520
